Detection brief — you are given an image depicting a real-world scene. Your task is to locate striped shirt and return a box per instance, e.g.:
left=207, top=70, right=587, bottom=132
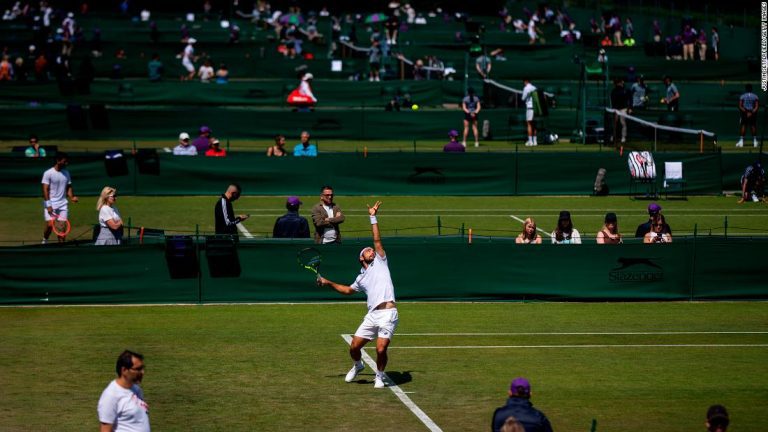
left=740, top=92, right=759, bottom=111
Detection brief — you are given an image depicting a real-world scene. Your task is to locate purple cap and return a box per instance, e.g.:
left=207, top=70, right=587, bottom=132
left=200, top=126, right=211, bottom=134
left=448, top=129, right=459, bottom=137
left=510, top=377, right=531, bottom=395
left=648, top=203, right=662, bottom=214
left=286, top=196, right=302, bottom=206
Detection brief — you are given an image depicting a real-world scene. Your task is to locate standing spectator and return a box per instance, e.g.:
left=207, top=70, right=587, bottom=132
left=95, top=186, right=123, bottom=245
left=205, top=138, right=226, bottom=157
left=443, top=129, right=465, bottom=152
left=736, top=84, right=759, bottom=148
left=197, top=58, right=214, bottom=82
left=41, top=152, right=78, bottom=243
left=214, top=183, right=250, bottom=236
left=696, top=30, right=707, bottom=61
left=551, top=210, right=581, bottom=244
left=661, top=76, right=680, bottom=111
left=173, top=132, right=197, bottom=155
left=192, top=126, right=212, bottom=153
left=706, top=404, right=729, bottom=432
left=311, top=185, right=345, bottom=244
left=0, top=54, right=13, bottom=80
left=682, top=25, right=696, bottom=61
left=267, top=134, right=289, bottom=157
left=491, top=377, right=554, bottom=432
left=630, top=75, right=648, bottom=110
left=644, top=213, right=672, bottom=243
left=368, top=38, right=382, bottom=82
left=273, top=196, right=310, bottom=238
left=462, top=88, right=481, bottom=147
left=528, top=13, right=541, bottom=45
left=181, top=37, right=197, bottom=81
left=25, top=134, right=46, bottom=158
left=522, top=78, right=538, bottom=146
left=739, top=161, right=765, bottom=203
left=97, top=350, right=150, bottom=432
left=711, top=27, right=720, bottom=61
left=147, top=52, right=163, bottom=82
left=297, top=72, right=317, bottom=105
left=596, top=212, right=622, bottom=244
left=475, top=52, right=492, bottom=80
left=293, top=131, right=317, bottom=157
left=385, top=13, right=399, bottom=45
left=609, top=13, right=622, bottom=46
left=610, top=78, right=631, bottom=144
left=516, top=217, right=542, bottom=244
left=635, top=203, right=672, bottom=237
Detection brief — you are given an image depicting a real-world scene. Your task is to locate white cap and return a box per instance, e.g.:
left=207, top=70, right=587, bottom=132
left=302, top=72, right=313, bottom=81
left=188, top=37, right=197, bottom=44
left=179, top=132, right=190, bottom=140
left=67, top=12, right=74, bottom=18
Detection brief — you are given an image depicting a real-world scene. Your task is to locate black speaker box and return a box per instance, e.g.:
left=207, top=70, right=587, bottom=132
left=165, top=236, right=199, bottom=279
left=205, top=236, right=241, bottom=278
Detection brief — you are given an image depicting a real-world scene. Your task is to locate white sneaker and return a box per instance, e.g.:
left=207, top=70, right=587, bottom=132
left=621, top=137, right=626, bottom=143
left=41, top=239, right=48, bottom=244
left=474, top=142, right=479, bottom=147
left=344, top=363, right=364, bottom=382
left=461, top=141, right=467, bottom=147
left=525, top=141, right=533, bottom=147
left=374, top=376, right=386, bottom=388
left=736, top=139, right=744, bottom=147
left=754, top=139, right=759, bottom=147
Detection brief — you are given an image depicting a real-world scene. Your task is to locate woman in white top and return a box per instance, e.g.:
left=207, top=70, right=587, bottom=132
left=596, top=212, right=622, bottom=244
left=644, top=214, right=672, bottom=244
left=198, top=59, right=215, bottom=82
left=95, top=186, right=123, bottom=245
left=516, top=217, right=542, bottom=244
left=551, top=210, right=581, bottom=244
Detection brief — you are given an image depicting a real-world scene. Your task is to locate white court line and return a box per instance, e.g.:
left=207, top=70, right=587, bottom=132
left=236, top=223, right=254, bottom=239
left=388, top=344, right=768, bottom=349
left=509, top=215, right=552, bottom=237
left=341, top=334, right=443, bottom=432
left=397, top=331, right=768, bottom=335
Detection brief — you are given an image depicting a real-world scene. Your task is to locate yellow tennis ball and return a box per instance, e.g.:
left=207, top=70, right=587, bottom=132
left=411, top=104, right=419, bottom=110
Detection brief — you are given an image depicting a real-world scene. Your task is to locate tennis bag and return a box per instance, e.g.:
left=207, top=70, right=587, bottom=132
left=627, top=151, right=656, bottom=179
left=286, top=88, right=315, bottom=106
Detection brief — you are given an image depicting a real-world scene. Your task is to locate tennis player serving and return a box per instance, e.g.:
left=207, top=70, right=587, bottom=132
left=317, top=201, right=398, bottom=389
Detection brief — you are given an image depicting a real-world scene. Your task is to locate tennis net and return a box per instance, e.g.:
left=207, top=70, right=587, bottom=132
left=604, top=108, right=718, bottom=152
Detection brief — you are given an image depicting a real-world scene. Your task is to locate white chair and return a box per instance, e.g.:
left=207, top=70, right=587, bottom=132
left=663, top=161, right=686, bottom=199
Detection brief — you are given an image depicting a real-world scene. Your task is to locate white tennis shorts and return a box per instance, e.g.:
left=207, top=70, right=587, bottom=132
left=354, top=308, right=399, bottom=340
left=182, top=57, right=195, bottom=73
left=43, top=203, right=68, bottom=221
left=526, top=108, right=535, bottom=122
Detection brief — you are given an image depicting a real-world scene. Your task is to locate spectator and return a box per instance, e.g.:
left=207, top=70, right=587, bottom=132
left=711, top=27, right=720, bottom=61
left=384, top=95, right=400, bottom=112
left=298, top=72, right=317, bottom=105
left=706, top=404, right=729, bottom=432
left=522, top=78, right=538, bottom=146
left=192, top=126, right=212, bottom=153
left=293, top=131, right=317, bottom=157
left=0, top=54, right=13, bottom=80
left=551, top=210, right=581, bottom=244
left=173, top=132, right=197, bottom=155
left=462, top=87, right=481, bottom=147
left=181, top=37, right=197, bottom=81
left=311, top=185, right=345, bottom=244
left=610, top=78, right=631, bottom=144
left=661, top=76, right=680, bottom=112
left=197, top=58, right=214, bottom=83
left=736, top=84, right=759, bottom=148
left=273, top=196, right=310, bottom=238
left=215, top=63, right=228, bottom=84
left=516, top=217, right=542, bottom=244
left=214, top=183, right=249, bottom=236
left=528, top=13, right=541, bottom=45
left=385, top=13, right=399, bottom=45
left=697, top=30, right=707, bottom=61
left=443, top=129, right=465, bottom=152
left=491, top=377, right=553, bottom=432
left=412, top=58, right=427, bottom=80
left=25, top=134, right=46, bottom=158
left=644, top=213, right=672, bottom=243
left=596, top=212, right=622, bottom=244
left=95, top=186, right=123, bottom=245
left=682, top=25, right=696, bottom=61
left=205, top=138, right=226, bottom=157
left=147, top=52, right=163, bottom=82
left=739, top=161, right=765, bottom=203
left=635, top=203, right=672, bottom=237
left=97, top=350, right=150, bottom=432
left=630, top=75, right=648, bottom=110
left=475, top=52, right=491, bottom=79
left=368, top=38, right=382, bottom=82
left=267, top=134, right=289, bottom=157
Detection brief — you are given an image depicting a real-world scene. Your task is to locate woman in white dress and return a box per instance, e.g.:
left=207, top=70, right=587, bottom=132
left=95, top=186, right=123, bottom=245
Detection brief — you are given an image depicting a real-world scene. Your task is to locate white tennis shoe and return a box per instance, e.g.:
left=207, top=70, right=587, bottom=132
left=344, top=362, right=364, bottom=383
left=374, top=376, right=386, bottom=388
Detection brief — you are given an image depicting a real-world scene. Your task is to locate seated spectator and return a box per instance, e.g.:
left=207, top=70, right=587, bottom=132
left=384, top=96, right=400, bottom=112
left=551, top=211, right=581, bottom=244
left=198, top=59, right=215, bottom=83
left=491, top=377, right=553, bottom=432
left=24, top=134, right=46, bottom=158
left=215, top=63, right=229, bottom=84
left=635, top=203, right=672, bottom=237
left=644, top=214, right=672, bottom=243
left=739, top=161, right=765, bottom=203
left=267, top=134, right=289, bottom=157
left=205, top=138, right=226, bottom=157
left=273, top=196, right=310, bottom=238
left=293, top=131, right=317, bottom=157
left=443, top=130, right=465, bottom=153
left=147, top=52, right=163, bottom=82
left=706, top=404, right=729, bottom=432
left=596, top=212, right=622, bottom=244
left=192, top=126, right=212, bottom=153
left=516, top=217, right=542, bottom=244
left=173, top=132, right=197, bottom=155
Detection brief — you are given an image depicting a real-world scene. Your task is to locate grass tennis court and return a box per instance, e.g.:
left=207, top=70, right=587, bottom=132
left=1, top=302, right=766, bottom=431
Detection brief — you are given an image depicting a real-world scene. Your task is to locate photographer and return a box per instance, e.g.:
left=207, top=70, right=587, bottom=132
left=643, top=214, right=672, bottom=244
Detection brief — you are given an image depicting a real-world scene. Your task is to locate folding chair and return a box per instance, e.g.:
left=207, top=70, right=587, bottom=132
left=663, top=161, right=686, bottom=199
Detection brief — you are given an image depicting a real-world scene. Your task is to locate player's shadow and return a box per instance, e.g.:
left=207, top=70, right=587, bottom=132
left=385, top=371, right=413, bottom=385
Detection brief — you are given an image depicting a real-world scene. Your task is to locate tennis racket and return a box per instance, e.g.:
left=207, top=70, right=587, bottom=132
left=297, top=247, right=322, bottom=280
left=49, top=210, right=71, bottom=237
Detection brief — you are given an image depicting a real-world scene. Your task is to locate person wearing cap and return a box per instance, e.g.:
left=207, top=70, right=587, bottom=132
left=551, top=210, right=581, bottom=244
left=272, top=196, right=310, bottom=238
left=311, top=185, right=344, bottom=244
left=644, top=213, right=672, bottom=244
left=173, top=132, right=197, bottom=155
left=181, top=37, right=197, bottom=81
left=462, top=87, right=481, bottom=147
left=738, top=161, right=765, bottom=203
left=491, top=377, right=554, bottom=432
left=299, top=72, right=317, bottom=104
left=192, top=126, right=212, bottom=153
left=214, top=183, right=249, bottom=236
left=204, top=138, right=226, bottom=157
left=25, top=134, right=46, bottom=158
left=706, top=404, right=729, bottom=432
left=317, top=201, right=399, bottom=390
left=634, top=203, right=672, bottom=237
left=443, top=129, right=466, bottom=152
left=596, top=212, right=622, bottom=244
left=293, top=131, right=317, bottom=157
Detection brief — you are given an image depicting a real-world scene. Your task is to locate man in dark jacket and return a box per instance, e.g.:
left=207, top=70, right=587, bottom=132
left=492, top=377, right=553, bottom=432
left=273, top=196, right=310, bottom=238
left=214, top=183, right=249, bottom=236
left=311, top=185, right=345, bottom=244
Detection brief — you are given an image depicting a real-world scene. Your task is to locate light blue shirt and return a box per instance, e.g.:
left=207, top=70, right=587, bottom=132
left=293, top=143, right=317, bottom=157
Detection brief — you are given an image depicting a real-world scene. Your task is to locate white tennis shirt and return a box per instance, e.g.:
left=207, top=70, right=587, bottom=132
left=350, top=252, right=396, bottom=312
left=41, top=167, right=71, bottom=207
left=97, top=380, right=150, bottom=432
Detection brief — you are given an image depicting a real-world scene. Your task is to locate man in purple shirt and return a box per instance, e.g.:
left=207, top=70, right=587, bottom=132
left=443, top=130, right=466, bottom=152
left=191, top=125, right=212, bottom=153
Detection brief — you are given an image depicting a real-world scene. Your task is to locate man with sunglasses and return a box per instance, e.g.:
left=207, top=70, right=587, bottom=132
left=98, top=350, right=150, bottom=432
left=311, top=185, right=345, bottom=244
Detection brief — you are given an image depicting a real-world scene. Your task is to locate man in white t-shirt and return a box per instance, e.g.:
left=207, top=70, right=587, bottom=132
left=98, top=350, right=150, bottom=432
left=41, top=152, right=78, bottom=243
left=521, top=78, right=538, bottom=146
left=318, top=201, right=398, bottom=389
left=181, top=38, right=197, bottom=80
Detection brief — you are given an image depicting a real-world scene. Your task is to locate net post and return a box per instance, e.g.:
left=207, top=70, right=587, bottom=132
left=461, top=223, right=465, bottom=237
left=699, top=132, right=703, bottom=153
left=724, top=216, right=728, bottom=239
left=127, top=216, right=132, bottom=243
left=437, top=215, right=441, bottom=235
